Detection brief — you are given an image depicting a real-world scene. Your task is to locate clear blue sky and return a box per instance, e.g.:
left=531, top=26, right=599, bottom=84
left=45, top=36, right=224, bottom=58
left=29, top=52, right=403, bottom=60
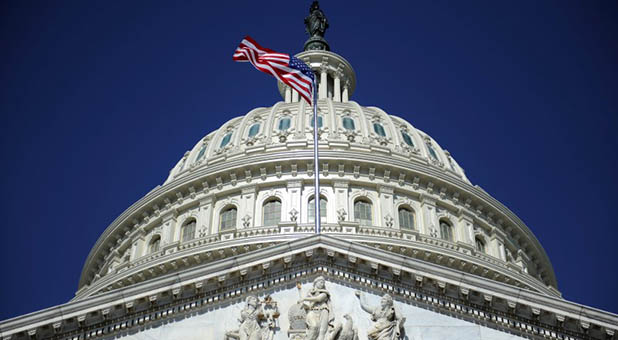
left=1, top=1, right=616, bottom=321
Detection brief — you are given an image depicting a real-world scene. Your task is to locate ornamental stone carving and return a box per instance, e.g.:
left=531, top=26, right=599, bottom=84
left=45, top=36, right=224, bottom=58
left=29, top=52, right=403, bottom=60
left=336, top=209, right=347, bottom=222
left=225, top=295, right=280, bottom=340
left=299, top=276, right=333, bottom=340
left=329, top=314, right=358, bottom=340
left=242, top=214, right=252, bottom=228
left=354, top=291, right=405, bottom=340
left=384, top=215, right=393, bottom=228
left=290, top=278, right=361, bottom=340
left=290, top=209, right=299, bottom=222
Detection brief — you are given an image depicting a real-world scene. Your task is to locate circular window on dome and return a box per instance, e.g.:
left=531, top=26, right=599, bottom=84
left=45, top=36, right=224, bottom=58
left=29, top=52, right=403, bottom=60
left=248, top=123, right=260, bottom=138
left=342, top=117, right=355, bottom=130
left=426, top=143, right=439, bottom=160
left=309, top=115, right=323, bottom=128
left=278, top=117, right=291, bottom=131
left=373, top=123, right=386, bottom=137
left=220, top=132, right=232, bottom=148
left=195, top=144, right=207, bottom=163
left=401, top=131, right=415, bottom=147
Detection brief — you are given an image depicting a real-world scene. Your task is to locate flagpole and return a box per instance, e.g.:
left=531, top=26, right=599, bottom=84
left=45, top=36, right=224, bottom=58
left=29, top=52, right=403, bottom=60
left=312, top=81, right=321, bottom=234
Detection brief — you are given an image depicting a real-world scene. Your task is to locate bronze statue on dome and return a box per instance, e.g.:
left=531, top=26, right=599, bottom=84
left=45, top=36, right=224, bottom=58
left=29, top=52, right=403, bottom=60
left=304, top=1, right=330, bottom=51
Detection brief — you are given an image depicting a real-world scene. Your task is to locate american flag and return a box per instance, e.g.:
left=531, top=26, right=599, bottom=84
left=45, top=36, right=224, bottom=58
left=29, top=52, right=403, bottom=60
left=233, top=36, right=315, bottom=104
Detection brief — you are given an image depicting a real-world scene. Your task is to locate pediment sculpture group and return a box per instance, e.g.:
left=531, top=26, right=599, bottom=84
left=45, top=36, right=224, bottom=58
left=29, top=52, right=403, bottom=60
left=225, top=276, right=406, bottom=340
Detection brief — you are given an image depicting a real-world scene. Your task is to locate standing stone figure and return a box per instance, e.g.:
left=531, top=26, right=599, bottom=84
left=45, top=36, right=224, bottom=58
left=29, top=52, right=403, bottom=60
left=299, top=276, right=334, bottom=340
left=354, top=292, right=405, bottom=340
left=225, top=295, right=279, bottom=340
left=304, top=1, right=329, bottom=38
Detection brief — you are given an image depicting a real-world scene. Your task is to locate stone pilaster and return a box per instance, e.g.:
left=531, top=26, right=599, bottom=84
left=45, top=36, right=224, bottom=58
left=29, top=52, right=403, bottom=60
left=378, top=185, right=395, bottom=228
left=333, top=180, right=349, bottom=222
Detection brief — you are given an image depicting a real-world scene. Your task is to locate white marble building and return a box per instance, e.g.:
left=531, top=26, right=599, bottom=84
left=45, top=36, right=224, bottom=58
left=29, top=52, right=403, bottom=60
left=0, top=4, right=616, bottom=340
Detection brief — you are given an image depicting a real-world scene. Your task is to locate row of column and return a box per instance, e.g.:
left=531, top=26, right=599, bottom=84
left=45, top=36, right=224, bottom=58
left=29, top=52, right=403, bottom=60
left=284, top=67, right=350, bottom=103
left=127, top=182, right=507, bottom=263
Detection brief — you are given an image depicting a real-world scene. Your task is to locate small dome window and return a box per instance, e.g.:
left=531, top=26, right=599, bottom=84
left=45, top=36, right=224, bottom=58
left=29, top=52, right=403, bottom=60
left=476, top=237, right=486, bottom=253
left=195, top=144, right=207, bottom=163
left=220, top=132, right=232, bottom=148
left=398, top=207, right=415, bottom=230
left=220, top=206, right=237, bottom=231
left=308, top=195, right=327, bottom=222
left=148, top=236, right=161, bottom=254
left=248, top=123, right=260, bottom=138
left=182, top=219, right=196, bottom=242
left=263, top=198, right=282, bottom=226
left=278, top=117, right=291, bottom=131
left=354, top=199, right=373, bottom=225
left=373, top=123, right=386, bottom=137
left=401, top=131, right=415, bottom=147
left=309, top=115, right=323, bottom=128
left=342, top=117, right=355, bottom=130
left=439, top=220, right=454, bottom=242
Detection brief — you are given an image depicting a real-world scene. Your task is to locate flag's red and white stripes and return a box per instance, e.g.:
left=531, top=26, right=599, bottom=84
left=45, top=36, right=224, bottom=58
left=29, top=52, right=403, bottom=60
left=233, top=36, right=314, bottom=104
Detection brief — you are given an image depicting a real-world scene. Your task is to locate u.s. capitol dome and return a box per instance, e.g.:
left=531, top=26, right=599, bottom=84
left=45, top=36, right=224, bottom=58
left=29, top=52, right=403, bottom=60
left=76, top=45, right=560, bottom=301
left=3, top=4, right=616, bottom=340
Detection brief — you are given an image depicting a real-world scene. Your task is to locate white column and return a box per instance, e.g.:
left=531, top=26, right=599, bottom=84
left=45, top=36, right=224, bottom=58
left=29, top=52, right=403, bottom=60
left=131, top=230, right=146, bottom=259
left=319, top=67, right=328, bottom=99
left=378, top=185, right=394, bottom=227
left=334, top=74, right=341, bottom=102
left=240, top=187, right=256, bottom=228
left=287, top=180, right=303, bottom=222
left=162, top=213, right=178, bottom=243
left=285, top=87, right=292, bottom=103
left=342, top=82, right=349, bottom=102
left=457, top=211, right=475, bottom=245
left=419, top=195, right=437, bottom=235
left=292, top=90, right=299, bottom=102
left=333, top=181, right=349, bottom=222
left=199, top=196, right=214, bottom=235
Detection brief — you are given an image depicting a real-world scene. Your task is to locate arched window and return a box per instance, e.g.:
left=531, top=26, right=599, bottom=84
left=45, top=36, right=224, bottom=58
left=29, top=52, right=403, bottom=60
left=148, top=236, right=161, bottom=254
left=354, top=199, right=372, bottom=225
left=426, top=144, right=439, bottom=160
left=220, top=132, right=232, bottom=148
left=476, top=237, right=486, bottom=253
left=308, top=195, right=327, bottom=222
left=248, top=123, right=260, bottom=138
left=195, top=144, right=207, bottom=163
left=220, top=206, right=237, bottom=231
left=401, top=131, right=415, bottom=147
left=182, top=219, right=196, bottom=242
left=278, top=117, right=291, bottom=131
left=342, top=117, right=355, bottom=130
left=373, top=123, right=386, bottom=137
left=309, top=115, right=323, bottom=128
left=263, top=198, right=282, bottom=226
left=398, top=207, right=415, bottom=230
left=440, top=220, right=454, bottom=242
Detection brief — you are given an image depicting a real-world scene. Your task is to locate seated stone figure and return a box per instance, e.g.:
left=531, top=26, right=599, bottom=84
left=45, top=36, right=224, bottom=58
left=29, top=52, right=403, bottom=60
left=354, top=291, right=405, bottom=340
left=225, top=295, right=279, bottom=340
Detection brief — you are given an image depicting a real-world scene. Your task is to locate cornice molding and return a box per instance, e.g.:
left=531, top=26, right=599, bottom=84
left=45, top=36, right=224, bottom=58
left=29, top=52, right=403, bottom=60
left=79, top=150, right=557, bottom=291
left=4, top=236, right=616, bottom=340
